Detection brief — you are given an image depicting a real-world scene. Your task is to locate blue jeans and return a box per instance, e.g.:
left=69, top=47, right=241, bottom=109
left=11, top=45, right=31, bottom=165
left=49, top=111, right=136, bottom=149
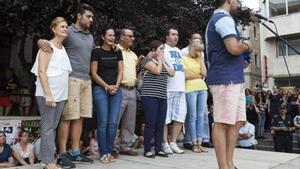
left=185, top=90, right=210, bottom=143
left=141, top=96, right=167, bottom=153
left=93, top=86, right=122, bottom=155
left=258, top=113, right=265, bottom=137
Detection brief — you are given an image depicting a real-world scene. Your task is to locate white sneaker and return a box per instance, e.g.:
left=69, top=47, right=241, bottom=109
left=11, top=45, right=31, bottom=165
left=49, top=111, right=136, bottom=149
left=170, top=142, right=184, bottom=154
left=162, top=143, right=173, bottom=154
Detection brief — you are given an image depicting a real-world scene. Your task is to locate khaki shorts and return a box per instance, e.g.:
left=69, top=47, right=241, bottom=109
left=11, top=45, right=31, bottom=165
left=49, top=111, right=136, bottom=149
left=61, top=77, right=93, bottom=120
left=209, top=83, right=246, bottom=125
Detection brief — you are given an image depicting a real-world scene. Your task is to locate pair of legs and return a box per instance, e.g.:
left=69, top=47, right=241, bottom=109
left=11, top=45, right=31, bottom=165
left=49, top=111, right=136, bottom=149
left=116, top=87, right=137, bottom=153
left=36, top=97, right=65, bottom=169
left=273, top=135, right=293, bottom=153
left=163, top=122, right=183, bottom=144
left=57, top=77, right=93, bottom=162
left=0, top=96, right=13, bottom=116
left=92, top=86, right=122, bottom=161
left=163, top=92, right=186, bottom=152
left=210, top=83, right=246, bottom=169
left=257, top=113, right=265, bottom=137
left=141, top=96, right=167, bottom=155
left=185, top=90, right=210, bottom=152
left=0, top=106, right=11, bottom=116
left=213, top=122, right=244, bottom=169
left=58, top=119, right=84, bottom=154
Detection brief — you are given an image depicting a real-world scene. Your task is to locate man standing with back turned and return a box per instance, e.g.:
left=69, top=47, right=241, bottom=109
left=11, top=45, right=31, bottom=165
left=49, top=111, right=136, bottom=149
left=205, top=0, right=252, bottom=169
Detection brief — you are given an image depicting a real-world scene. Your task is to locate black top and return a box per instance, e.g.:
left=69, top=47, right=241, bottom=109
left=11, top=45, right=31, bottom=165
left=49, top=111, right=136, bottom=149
left=0, top=144, right=12, bottom=163
left=271, top=115, right=294, bottom=136
left=269, top=94, right=283, bottom=107
left=140, top=56, right=168, bottom=99
left=91, top=48, right=123, bottom=85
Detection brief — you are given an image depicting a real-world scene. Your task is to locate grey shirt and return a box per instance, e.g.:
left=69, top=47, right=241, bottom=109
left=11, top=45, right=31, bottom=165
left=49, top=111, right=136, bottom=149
left=63, top=24, right=94, bottom=80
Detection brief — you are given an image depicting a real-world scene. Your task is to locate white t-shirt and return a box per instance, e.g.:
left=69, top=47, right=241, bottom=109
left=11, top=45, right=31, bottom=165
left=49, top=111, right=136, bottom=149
left=164, top=44, right=185, bottom=92
left=31, top=43, right=72, bottom=102
left=237, top=122, right=255, bottom=147
left=180, top=46, right=189, bottom=57
left=13, top=143, right=33, bottom=159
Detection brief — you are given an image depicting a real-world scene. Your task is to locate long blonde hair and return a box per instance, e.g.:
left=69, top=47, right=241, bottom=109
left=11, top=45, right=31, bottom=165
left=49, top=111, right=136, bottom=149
left=188, top=39, right=204, bottom=58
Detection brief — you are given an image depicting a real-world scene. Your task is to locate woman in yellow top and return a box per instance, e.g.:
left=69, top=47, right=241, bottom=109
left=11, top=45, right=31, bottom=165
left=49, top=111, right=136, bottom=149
left=183, top=39, right=210, bottom=153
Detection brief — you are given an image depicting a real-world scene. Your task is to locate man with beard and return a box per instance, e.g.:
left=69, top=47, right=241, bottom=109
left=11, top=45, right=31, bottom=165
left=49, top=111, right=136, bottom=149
left=38, top=4, right=95, bottom=168
left=205, top=0, right=252, bottom=168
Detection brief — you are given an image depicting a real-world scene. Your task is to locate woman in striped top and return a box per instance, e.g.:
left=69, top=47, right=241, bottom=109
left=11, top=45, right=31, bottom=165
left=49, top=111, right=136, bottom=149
left=141, top=40, right=175, bottom=158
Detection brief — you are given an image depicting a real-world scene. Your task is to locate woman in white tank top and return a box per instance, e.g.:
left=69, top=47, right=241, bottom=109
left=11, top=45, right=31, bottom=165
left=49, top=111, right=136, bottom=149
left=31, top=17, right=71, bottom=169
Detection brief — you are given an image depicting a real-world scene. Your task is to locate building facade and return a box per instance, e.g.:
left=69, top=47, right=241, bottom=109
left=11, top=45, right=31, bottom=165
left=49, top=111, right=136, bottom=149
left=242, top=23, right=262, bottom=89
left=260, top=0, right=300, bottom=89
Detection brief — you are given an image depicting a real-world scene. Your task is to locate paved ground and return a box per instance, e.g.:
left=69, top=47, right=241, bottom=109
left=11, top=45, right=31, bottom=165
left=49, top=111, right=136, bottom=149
left=21, top=147, right=300, bottom=169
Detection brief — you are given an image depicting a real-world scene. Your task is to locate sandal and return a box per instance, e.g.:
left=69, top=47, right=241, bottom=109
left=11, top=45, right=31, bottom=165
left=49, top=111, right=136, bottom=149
left=107, top=154, right=116, bottom=162
left=198, top=144, right=208, bottom=153
left=99, top=155, right=110, bottom=164
left=192, top=144, right=201, bottom=153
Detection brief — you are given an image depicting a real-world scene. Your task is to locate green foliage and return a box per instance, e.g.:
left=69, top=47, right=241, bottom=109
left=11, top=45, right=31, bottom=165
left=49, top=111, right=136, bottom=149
left=90, top=0, right=215, bottom=54
left=0, top=0, right=215, bottom=56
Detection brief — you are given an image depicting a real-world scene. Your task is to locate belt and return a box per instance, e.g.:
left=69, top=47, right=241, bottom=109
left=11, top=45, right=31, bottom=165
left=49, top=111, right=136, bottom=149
left=121, top=85, right=135, bottom=90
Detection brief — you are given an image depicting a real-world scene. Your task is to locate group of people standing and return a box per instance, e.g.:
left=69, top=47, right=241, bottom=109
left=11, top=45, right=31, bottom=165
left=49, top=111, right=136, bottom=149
left=12, top=0, right=255, bottom=169
left=28, top=2, right=213, bottom=168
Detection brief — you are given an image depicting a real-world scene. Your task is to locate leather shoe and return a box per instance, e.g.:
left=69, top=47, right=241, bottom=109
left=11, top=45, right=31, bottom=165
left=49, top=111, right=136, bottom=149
left=119, top=150, right=138, bottom=156
left=183, top=143, right=192, bottom=150
left=202, top=142, right=214, bottom=148
left=111, top=149, right=119, bottom=159
left=144, top=152, right=155, bottom=158
left=155, top=151, right=168, bottom=157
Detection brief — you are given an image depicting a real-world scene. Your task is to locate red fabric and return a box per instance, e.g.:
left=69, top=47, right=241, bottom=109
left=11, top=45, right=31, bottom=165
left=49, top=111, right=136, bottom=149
left=0, top=96, right=12, bottom=106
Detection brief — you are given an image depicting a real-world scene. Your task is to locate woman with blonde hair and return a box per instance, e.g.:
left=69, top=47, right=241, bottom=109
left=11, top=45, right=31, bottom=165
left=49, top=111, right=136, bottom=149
left=183, top=39, right=210, bottom=153
left=31, top=17, right=72, bottom=169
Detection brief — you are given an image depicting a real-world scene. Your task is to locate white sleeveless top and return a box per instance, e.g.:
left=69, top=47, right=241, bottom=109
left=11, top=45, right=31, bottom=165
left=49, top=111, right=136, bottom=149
left=31, top=43, right=72, bottom=102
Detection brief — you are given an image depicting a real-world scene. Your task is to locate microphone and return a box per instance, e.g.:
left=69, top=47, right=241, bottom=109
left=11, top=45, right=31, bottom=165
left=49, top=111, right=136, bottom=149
left=251, top=12, right=274, bottom=23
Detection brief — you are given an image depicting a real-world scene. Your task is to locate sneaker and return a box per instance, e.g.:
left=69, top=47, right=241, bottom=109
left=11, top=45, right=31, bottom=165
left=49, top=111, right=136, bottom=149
left=162, top=143, right=173, bottom=154
left=70, top=153, right=94, bottom=164
left=57, top=153, right=76, bottom=169
left=170, top=143, right=184, bottom=154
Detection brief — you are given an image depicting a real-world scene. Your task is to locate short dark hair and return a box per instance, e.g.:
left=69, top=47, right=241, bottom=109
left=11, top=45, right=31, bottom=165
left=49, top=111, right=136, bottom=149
left=149, top=40, right=164, bottom=51
left=74, top=3, right=95, bottom=21
left=164, top=26, right=178, bottom=38
left=214, top=0, right=226, bottom=8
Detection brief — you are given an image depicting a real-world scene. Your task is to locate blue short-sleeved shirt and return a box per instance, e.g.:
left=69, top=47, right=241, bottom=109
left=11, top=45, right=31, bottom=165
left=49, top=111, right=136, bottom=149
left=0, top=144, right=12, bottom=163
left=205, top=9, right=244, bottom=85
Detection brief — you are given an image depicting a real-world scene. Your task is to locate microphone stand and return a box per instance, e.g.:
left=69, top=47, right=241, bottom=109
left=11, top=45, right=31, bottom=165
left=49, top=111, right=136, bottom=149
left=259, top=20, right=300, bottom=87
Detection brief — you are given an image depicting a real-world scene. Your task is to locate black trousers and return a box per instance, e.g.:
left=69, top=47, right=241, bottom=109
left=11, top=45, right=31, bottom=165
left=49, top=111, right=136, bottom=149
left=273, top=134, right=293, bottom=153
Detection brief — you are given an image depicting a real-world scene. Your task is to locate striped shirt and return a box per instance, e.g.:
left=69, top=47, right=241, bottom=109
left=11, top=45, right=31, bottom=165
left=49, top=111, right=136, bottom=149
left=140, top=57, right=168, bottom=99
